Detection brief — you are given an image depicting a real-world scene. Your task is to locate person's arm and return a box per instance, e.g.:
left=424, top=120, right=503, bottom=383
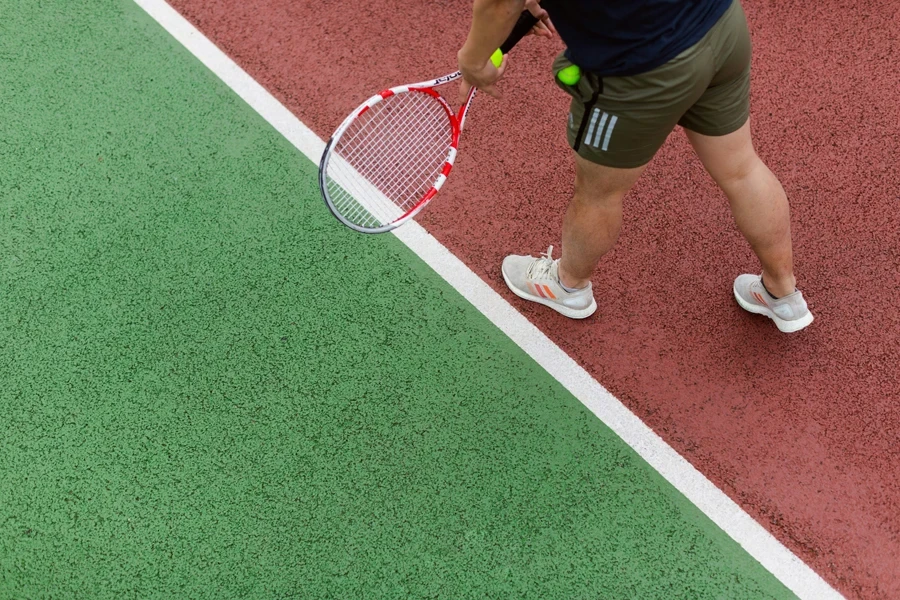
left=457, top=0, right=556, bottom=101
left=457, top=0, right=525, bottom=100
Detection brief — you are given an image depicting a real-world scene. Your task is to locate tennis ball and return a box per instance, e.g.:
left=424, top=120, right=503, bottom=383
left=490, top=49, right=503, bottom=68
left=557, top=64, right=582, bottom=85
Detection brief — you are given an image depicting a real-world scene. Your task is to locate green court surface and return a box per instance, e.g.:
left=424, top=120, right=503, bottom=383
left=0, top=1, right=793, bottom=598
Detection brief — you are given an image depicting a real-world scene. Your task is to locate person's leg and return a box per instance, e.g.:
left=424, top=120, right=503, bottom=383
left=503, top=48, right=701, bottom=319
left=685, top=120, right=796, bottom=297
left=557, top=154, right=646, bottom=289
left=499, top=151, right=646, bottom=320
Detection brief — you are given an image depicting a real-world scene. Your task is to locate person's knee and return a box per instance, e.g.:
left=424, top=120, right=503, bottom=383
left=572, top=179, right=627, bottom=210
left=686, top=122, right=765, bottom=190
left=715, top=151, right=764, bottom=189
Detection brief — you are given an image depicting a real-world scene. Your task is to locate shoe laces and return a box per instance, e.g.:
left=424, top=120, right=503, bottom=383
left=526, top=246, right=555, bottom=280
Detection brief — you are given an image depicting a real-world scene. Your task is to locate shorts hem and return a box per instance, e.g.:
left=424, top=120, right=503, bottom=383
left=570, top=146, right=655, bottom=169
left=680, top=112, right=749, bottom=137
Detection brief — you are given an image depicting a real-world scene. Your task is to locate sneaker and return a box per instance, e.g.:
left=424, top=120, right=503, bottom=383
left=501, top=246, right=597, bottom=319
left=733, top=274, right=814, bottom=333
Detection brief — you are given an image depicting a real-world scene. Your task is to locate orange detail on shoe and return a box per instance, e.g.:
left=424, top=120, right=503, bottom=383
left=534, top=284, right=547, bottom=298
left=753, top=292, right=768, bottom=306
left=542, top=285, right=557, bottom=299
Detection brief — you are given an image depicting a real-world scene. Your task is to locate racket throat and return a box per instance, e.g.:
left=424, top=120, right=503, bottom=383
left=456, top=86, right=477, bottom=132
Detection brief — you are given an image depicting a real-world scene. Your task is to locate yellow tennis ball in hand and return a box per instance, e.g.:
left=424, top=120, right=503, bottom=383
left=490, top=49, right=503, bottom=68
left=557, top=64, right=582, bottom=85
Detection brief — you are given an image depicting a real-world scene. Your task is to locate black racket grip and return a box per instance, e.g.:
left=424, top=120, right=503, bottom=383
left=499, top=10, right=540, bottom=55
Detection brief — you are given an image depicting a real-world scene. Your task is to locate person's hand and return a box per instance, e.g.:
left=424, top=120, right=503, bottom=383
left=457, top=48, right=507, bottom=103
left=457, top=0, right=555, bottom=103
left=525, top=0, right=556, bottom=39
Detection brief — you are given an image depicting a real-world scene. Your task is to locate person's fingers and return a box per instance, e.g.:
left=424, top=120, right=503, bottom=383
left=458, top=79, right=474, bottom=104
left=524, top=0, right=541, bottom=14
left=496, top=53, right=508, bottom=77
left=481, top=59, right=505, bottom=98
left=524, top=0, right=557, bottom=37
left=540, top=14, right=557, bottom=36
left=457, top=54, right=505, bottom=102
left=531, top=22, right=552, bottom=39
left=479, top=83, right=501, bottom=99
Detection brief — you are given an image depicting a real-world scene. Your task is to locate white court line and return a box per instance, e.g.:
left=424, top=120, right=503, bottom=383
left=132, top=1, right=844, bottom=598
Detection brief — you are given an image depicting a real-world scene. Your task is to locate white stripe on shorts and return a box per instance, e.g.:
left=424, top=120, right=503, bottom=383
left=601, top=115, right=618, bottom=151
left=591, top=112, right=609, bottom=148
left=584, top=108, right=600, bottom=147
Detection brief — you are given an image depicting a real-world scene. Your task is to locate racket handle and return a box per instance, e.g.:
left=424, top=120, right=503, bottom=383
left=499, top=10, right=540, bottom=55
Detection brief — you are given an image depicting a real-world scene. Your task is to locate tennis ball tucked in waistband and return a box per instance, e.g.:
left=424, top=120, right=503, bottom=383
left=557, top=64, right=582, bottom=85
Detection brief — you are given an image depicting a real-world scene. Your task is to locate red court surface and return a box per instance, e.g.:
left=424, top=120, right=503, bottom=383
left=168, top=1, right=899, bottom=597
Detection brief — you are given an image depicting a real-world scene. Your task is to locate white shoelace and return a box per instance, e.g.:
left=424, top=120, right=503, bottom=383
left=526, top=246, right=556, bottom=280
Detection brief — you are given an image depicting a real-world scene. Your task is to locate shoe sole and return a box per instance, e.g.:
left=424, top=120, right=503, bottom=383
left=502, top=269, right=597, bottom=319
left=733, top=286, right=814, bottom=333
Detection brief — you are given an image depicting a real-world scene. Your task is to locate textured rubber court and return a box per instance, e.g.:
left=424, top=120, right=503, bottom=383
left=1, top=0, right=898, bottom=599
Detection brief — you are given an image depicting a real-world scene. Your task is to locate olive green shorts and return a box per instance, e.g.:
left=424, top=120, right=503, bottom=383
left=554, top=0, right=752, bottom=169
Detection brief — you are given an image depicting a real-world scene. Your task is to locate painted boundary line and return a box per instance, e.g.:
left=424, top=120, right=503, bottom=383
left=132, top=1, right=843, bottom=598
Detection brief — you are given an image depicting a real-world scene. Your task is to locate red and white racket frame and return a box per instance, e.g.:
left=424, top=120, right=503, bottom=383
left=318, top=10, right=538, bottom=234
left=318, top=72, right=475, bottom=234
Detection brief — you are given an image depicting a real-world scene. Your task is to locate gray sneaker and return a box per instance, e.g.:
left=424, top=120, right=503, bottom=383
left=501, top=246, right=597, bottom=319
left=733, top=274, right=814, bottom=333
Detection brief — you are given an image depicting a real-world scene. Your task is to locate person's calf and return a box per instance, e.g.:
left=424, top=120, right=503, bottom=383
left=558, top=197, right=622, bottom=289
left=556, top=156, right=642, bottom=289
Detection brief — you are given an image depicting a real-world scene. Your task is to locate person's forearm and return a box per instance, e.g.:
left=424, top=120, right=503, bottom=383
left=458, top=0, right=525, bottom=68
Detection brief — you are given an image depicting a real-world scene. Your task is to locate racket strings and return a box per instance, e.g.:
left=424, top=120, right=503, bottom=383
left=343, top=95, right=448, bottom=200
left=339, top=100, right=448, bottom=222
left=325, top=91, right=453, bottom=228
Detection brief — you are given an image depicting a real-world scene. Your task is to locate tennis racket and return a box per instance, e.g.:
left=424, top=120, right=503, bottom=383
left=318, top=11, right=539, bottom=234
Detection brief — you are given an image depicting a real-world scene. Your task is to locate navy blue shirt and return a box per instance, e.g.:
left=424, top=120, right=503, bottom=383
left=542, top=0, right=732, bottom=76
